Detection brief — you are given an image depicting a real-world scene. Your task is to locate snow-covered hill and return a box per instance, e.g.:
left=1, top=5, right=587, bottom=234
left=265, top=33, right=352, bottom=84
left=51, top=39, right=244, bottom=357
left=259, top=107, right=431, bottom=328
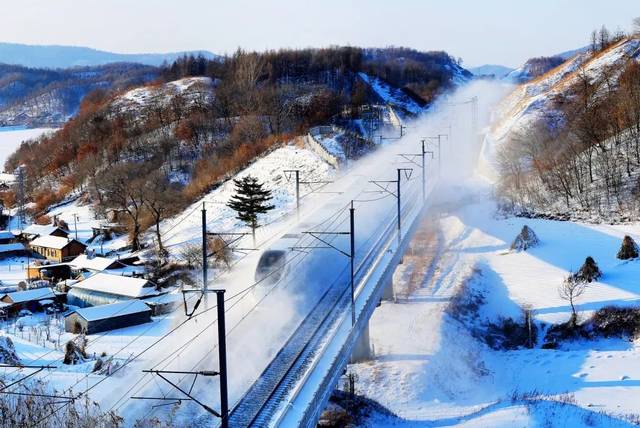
left=490, top=38, right=640, bottom=146
left=469, top=64, right=514, bottom=79
left=110, top=76, right=215, bottom=115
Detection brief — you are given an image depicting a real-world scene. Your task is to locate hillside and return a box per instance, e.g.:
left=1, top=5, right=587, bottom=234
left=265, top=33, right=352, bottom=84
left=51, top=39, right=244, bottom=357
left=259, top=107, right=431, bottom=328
left=1, top=46, right=467, bottom=255
left=0, top=63, right=158, bottom=127
left=0, top=42, right=217, bottom=68
left=490, top=36, right=640, bottom=221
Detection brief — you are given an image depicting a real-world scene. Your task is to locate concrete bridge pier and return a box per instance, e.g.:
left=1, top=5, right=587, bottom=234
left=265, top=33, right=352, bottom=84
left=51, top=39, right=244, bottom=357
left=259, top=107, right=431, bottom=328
left=351, top=323, right=371, bottom=363
left=382, top=275, right=394, bottom=301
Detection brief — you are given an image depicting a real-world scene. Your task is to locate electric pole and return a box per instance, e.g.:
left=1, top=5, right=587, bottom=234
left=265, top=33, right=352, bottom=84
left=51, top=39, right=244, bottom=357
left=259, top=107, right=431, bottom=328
left=72, top=213, right=79, bottom=240
left=201, top=202, right=208, bottom=295
left=349, top=201, right=355, bottom=326
left=397, top=143, right=434, bottom=204
left=370, top=168, right=412, bottom=248
left=216, top=290, right=229, bottom=428
left=283, top=169, right=333, bottom=221
left=292, top=203, right=356, bottom=327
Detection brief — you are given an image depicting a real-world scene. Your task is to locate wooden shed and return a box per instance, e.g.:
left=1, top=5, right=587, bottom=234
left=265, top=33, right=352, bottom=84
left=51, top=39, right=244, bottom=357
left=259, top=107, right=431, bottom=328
left=21, top=224, right=69, bottom=241
left=1, top=288, right=56, bottom=315
left=64, top=300, right=152, bottom=334
left=29, top=236, right=86, bottom=262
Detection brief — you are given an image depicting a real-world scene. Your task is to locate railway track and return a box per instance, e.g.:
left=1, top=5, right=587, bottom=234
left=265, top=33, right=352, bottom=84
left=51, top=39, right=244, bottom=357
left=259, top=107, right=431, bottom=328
left=228, top=187, right=422, bottom=427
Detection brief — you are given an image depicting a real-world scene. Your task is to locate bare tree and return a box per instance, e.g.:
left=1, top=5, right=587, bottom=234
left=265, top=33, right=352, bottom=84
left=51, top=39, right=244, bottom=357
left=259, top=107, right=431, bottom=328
left=633, top=17, right=640, bottom=36
left=96, top=163, right=147, bottom=251
left=559, top=275, right=587, bottom=328
left=141, top=170, right=185, bottom=258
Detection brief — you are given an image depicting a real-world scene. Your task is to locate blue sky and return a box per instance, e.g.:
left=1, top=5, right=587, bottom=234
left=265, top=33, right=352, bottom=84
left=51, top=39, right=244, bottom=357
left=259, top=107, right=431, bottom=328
left=3, top=0, right=639, bottom=67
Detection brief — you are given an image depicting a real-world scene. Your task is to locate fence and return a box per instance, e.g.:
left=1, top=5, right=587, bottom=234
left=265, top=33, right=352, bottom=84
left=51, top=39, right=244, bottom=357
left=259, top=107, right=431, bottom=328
left=305, top=127, right=341, bottom=169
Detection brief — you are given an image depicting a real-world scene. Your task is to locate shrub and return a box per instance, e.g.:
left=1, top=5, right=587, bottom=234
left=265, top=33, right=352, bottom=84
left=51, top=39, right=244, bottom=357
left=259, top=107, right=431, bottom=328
left=510, top=225, right=539, bottom=251
left=617, top=235, right=639, bottom=260
left=573, top=256, right=601, bottom=283
left=589, top=306, right=640, bottom=338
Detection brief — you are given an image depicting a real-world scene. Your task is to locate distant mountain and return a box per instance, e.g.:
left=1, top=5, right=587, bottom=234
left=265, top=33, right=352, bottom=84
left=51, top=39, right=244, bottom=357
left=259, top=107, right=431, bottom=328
left=0, top=42, right=218, bottom=69
left=0, top=63, right=158, bottom=127
left=468, top=64, right=514, bottom=79
left=555, top=46, right=589, bottom=60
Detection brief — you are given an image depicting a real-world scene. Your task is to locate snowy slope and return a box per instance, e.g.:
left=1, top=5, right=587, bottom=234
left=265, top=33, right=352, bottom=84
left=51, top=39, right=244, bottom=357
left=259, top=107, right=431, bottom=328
left=358, top=72, right=424, bottom=115
left=350, top=179, right=640, bottom=426
left=110, top=76, right=214, bottom=114
left=160, top=144, right=334, bottom=252
left=491, top=38, right=640, bottom=146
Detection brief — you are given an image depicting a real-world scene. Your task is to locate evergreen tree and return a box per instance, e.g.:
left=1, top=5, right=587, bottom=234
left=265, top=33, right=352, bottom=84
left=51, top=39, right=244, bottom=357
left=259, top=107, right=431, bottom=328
left=573, top=256, right=602, bottom=283
left=617, top=235, right=639, bottom=260
left=227, top=175, right=275, bottom=245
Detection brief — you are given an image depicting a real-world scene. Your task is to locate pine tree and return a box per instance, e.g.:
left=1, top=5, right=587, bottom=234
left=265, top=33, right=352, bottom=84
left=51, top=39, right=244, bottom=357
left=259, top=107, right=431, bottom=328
left=227, top=175, right=275, bottom=245
left=617, top=235, right=639, bottom=260
left=573, top=256, right=602, bottom=283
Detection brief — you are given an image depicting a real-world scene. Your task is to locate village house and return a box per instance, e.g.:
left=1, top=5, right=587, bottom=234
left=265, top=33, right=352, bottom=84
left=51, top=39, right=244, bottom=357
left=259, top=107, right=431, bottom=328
left=21, top=224, right=69, bottom=241
left=64, top=300, right=152, bottom=334
left=29, top=236, right=86, bottom=262
left=69, top=254, right=126, bottom=274
left=0, top=230, right=25, bottom=259
left=0, top=231, right=15, bottom=244
left=27, top=262, right=72, bottom=281
left=67, top=272, right=160, bottom=307
left=0, top=287, right=57, bottom=316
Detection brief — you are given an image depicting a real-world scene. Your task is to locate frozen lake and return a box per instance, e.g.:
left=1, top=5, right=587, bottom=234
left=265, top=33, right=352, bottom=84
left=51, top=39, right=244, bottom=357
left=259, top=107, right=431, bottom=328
left=0, top=126, right=57, bottom=171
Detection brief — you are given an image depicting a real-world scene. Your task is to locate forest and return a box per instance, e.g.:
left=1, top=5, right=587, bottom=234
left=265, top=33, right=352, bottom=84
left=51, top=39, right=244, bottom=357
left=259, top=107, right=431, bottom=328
left=497, top=26, right=640, bottom=220
left=3, top=46, right=465, bottom=250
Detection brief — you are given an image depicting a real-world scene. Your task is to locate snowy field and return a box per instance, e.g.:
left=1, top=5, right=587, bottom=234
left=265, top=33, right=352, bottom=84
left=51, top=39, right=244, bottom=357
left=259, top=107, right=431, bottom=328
left=349, top=177, right=640, bottom=427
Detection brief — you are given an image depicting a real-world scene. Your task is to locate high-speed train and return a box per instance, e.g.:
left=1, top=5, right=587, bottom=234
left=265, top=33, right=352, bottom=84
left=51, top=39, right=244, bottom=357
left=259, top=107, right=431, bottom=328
left=250, top=143, right=431, bottom=309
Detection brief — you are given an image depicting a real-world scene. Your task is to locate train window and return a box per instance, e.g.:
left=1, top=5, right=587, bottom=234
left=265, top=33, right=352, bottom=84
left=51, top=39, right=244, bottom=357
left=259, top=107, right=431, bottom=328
left=255, top=250, right=287, bottom=283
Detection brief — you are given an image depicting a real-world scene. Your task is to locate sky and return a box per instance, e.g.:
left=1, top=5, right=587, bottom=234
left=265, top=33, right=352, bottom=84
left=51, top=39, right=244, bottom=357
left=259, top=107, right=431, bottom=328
left=2, top=0, right=639, bottom=67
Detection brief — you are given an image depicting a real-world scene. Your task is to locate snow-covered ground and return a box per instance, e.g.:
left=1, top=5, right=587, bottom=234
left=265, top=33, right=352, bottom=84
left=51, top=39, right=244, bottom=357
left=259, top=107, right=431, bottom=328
left=348, top=177, right=640, bottom=427
left=358, top=73, right=424, bottom=115
left=160, top=143, right=334, bottom=253
left=490, top=37, right=640, bottom=147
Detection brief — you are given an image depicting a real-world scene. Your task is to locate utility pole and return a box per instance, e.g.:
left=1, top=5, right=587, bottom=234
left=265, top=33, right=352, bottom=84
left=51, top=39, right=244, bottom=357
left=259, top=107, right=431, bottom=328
left=201, top=202, right=208, bottom=295
left=216, top=289, right=229, bottom=428
left=292, top=203, right=356, bottom=327
left=135, top=288, right=229, bottom=426
left=424, top=134, right=448, bottom=177
left=396, top=168, right=401, bottom=245
left=284, top=169, right=300, bottom=221
left=16, top=166, right=25, bottom=232
left=349, top=201, right=355, bottom=326
left=370, top=168, right=412, bottom=248
left=284, top=169, right=334, bottom=221
left=72, top=213, right=79, bottom=240
left=421, top=140, right=426, bottom=202
left=398, top=143, right=434, bottom=204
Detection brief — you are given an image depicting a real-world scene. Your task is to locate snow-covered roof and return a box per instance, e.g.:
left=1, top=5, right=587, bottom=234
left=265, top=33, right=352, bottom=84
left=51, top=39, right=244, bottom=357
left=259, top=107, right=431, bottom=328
left=69, top=255, right=123, bottom=272
left=0, top=243, right=24, bottom=253
left=22, top=224, right=67, bottom=237
left=30, top=236, right=84, bottom=250
left=70, top=300, right=151, bottom=322
left=2, top=288, right=55, bottom=304
left=0, top=230, right=14, bottom=241
left=70, top=272, right=158, bottom=298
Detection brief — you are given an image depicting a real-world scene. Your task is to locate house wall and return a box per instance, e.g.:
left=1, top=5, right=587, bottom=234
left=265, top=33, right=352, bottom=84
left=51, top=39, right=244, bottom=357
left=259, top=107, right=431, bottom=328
left=65, top=310, right=151, bottom=334
left=31, top=241, right=85, bottom=262
left=31, top=245, right=63, bottom=262
left=62, top=242, right=86, bottom=261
